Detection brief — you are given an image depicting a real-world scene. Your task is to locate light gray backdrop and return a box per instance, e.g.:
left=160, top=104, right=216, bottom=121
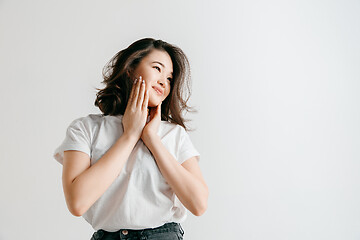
left=1, top=0, right=359, bottom=239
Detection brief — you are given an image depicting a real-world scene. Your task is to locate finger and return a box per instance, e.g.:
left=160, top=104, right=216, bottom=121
left=132, top=76, right=142, bottom=108
left=137, top=77, right=146, bottom=108
left=156, top=102, right=162, bottom=118
left=148, top=107, right=154, bottom=119
left=142, top=89, right=149, bottom=112
left=127, top=78, right=138, bottom=107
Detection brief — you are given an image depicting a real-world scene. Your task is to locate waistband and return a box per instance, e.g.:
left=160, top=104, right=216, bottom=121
left=93, top=222, right=184, bottom=239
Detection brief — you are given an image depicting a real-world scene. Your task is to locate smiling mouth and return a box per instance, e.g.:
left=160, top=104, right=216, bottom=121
left=152, top=87, right=163, bottom=95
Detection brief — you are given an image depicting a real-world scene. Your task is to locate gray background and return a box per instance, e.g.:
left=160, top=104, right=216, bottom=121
left=1, top=0, right=360, bottom=239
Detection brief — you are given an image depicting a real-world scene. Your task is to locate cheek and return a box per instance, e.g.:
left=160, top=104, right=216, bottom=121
left=164, top=88, right=171, bottom=98
left=133, top=67, right=148, bottom=80
left=146, top=85, right=153, bottom=93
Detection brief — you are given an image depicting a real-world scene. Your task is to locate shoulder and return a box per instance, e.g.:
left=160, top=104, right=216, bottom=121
left=161, top=120, right=183, bottom=131
left=160, top=121, right=189, bottom=140
left=68, top=113, right=104, bottom=130
left=70, top=113, right=102, bottom=124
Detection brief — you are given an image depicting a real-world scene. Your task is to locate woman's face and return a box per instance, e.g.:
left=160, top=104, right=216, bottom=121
left=131, top=49, right=173, bottom=107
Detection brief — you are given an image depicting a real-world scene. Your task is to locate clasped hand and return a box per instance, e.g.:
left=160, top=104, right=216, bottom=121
left=122, top=76, right=162, bottom=142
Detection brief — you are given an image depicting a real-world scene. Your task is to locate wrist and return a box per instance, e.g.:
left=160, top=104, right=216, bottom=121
left=121, top=132, right=139, bottom=143
left=141, top=130, right=158, bottom=143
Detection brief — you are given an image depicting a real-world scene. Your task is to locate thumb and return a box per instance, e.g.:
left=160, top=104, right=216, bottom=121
left=156, top=102, right=162, bottom=117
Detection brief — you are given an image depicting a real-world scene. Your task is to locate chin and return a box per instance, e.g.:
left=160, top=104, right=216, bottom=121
left=148, top=99, right=161, bottom=108
left=148, top=93, right=165, bottom=107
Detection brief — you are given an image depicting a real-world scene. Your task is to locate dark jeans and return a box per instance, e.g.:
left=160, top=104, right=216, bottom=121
left=90, top=222, right=184, bottom=240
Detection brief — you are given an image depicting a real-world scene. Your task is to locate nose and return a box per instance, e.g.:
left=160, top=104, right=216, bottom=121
left=157, top=78, right=166, bottom=88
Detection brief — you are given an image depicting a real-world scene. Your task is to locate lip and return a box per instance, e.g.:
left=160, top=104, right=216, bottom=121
left=152, top=86, right=164, bottom=95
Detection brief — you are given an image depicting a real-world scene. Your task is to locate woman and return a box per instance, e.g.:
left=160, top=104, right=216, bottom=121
left=53, top=38, right=208, bottom=240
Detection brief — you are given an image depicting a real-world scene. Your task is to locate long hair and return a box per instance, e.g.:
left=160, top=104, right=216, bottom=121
left=94, top=38, right=196, bottom=131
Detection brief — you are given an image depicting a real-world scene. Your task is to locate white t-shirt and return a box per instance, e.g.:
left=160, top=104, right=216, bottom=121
left=53, top=114, right=200, bottom=231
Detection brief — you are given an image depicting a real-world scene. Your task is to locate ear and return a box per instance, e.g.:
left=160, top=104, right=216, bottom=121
left=126, top=69, right=132, bottom=78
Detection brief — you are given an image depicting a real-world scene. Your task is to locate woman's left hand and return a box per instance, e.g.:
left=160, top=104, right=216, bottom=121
left=141, top=102, right=162, bottom=142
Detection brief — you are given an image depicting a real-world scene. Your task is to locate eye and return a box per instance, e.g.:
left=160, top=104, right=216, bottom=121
left=154, top=66, right=161, bottom=72
left=167, top=77, right=172, bottom=82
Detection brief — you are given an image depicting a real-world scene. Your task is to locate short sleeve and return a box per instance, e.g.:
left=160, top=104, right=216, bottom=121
left=53, top=118, right=92, bottom=165
left=177, top=127, right=201, bottom=164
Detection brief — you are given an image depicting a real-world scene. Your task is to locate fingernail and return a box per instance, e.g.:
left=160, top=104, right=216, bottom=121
left=134, top=78, right=137, bottom=84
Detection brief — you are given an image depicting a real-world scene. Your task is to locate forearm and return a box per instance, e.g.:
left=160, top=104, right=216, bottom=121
left=142, top=134, right=208, bottom=216
left=69, top=133, right=138, bottom=216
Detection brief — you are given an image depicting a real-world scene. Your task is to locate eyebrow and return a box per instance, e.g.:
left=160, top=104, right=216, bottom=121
left=152, top=61, right=173, bottom=75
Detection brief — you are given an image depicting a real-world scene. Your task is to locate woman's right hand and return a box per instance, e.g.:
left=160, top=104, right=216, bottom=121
left=122, top=76, right=149, bottom=140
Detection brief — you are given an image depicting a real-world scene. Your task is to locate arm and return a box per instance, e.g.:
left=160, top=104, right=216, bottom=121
left=62, top=75, right=150, bottom=217
left=142, top=134, right=208, bottom=216
left=62, top=133, right=138, bottom=217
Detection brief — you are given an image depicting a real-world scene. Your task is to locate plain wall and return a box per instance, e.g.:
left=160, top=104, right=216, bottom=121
left=0, top=0, right=359, bottom=239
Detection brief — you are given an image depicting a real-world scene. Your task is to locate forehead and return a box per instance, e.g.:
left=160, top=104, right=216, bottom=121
left=143, top=49, right=173, bottom=70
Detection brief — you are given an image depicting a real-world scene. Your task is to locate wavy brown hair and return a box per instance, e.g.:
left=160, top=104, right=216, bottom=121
left=94, top=38, right=196, bottom=131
